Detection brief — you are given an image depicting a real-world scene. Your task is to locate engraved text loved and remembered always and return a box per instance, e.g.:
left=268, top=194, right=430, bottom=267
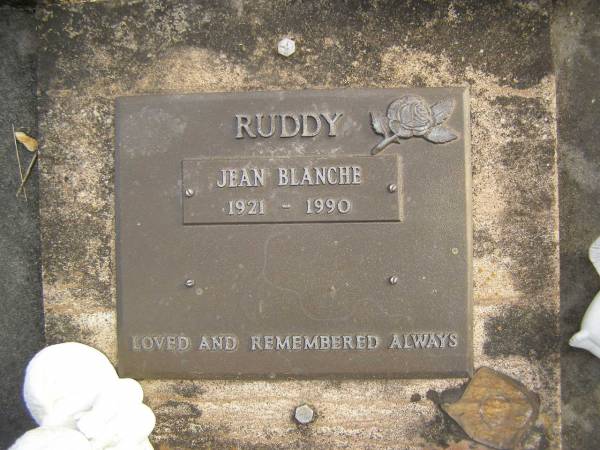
left=130, top=333, right=459, bottom=352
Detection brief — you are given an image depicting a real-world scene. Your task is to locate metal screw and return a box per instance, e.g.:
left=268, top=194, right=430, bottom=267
left=184, top=188, right=195, bottom=198
left=294, top=404, right=314, bottom=425
left=278, top=38, right=296, bottom=57
left=387, top=183, right=398, bottom=193
left=389, top=276, right=399, bottom=285
left=185, top=279, right=195, bottom=288
left=451, top=247, right=459, bottom=255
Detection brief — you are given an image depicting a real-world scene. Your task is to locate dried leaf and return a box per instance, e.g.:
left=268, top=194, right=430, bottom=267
left=14, top=131, right=38, bottom=152
left=424, top=126, right=457, bottom=144
left=12, top=124, right=27, bottom=201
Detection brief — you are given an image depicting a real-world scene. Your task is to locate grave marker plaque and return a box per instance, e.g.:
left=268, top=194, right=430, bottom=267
left=115, top=88, right=472, bottom=378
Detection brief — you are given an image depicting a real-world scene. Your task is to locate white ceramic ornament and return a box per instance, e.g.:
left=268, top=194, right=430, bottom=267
left=9, top=427, right=92, bottom=450
left=24, top=342, right=118, bottom=428
left=77, top=378, right=155, bottom=449
left=570, top=236, right=600, bottom=358
left=14, top=342, right=156, bottom=450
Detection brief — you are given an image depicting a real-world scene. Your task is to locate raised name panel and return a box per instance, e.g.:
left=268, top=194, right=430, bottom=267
left=182, top=155, right=402, bottom=224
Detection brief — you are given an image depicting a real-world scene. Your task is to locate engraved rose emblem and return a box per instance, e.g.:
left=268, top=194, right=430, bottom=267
left=370, top=95, right=458, bottom=155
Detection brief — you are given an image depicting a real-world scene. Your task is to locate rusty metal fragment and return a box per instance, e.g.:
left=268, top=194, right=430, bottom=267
left=442, top=367, right=539, bottom=449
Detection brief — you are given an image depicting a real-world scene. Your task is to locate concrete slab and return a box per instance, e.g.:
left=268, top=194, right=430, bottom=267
left=37, top=1, right=559, bottom=448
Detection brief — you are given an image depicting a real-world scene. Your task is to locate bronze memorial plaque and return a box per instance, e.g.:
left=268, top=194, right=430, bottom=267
left=115, top=88, right=472, bottom=378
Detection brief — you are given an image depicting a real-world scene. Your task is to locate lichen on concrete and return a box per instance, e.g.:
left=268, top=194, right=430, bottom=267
left=37, top=1, right=560, bottom=448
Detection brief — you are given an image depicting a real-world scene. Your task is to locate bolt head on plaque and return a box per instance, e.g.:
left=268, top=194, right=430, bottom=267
left=294, top=404, right=314, bottom=425
left=277, top=38, right=295, bottom=57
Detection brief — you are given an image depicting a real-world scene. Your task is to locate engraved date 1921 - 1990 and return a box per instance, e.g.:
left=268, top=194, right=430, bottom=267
left=227, top=198, right=352, bottom=216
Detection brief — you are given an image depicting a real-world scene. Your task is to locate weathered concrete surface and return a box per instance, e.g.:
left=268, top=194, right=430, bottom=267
left=37, top=1, right=559, bottom=448
left=554, top=1, right=600, bottom=449
left=0, top=5, right=44, bottom=448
